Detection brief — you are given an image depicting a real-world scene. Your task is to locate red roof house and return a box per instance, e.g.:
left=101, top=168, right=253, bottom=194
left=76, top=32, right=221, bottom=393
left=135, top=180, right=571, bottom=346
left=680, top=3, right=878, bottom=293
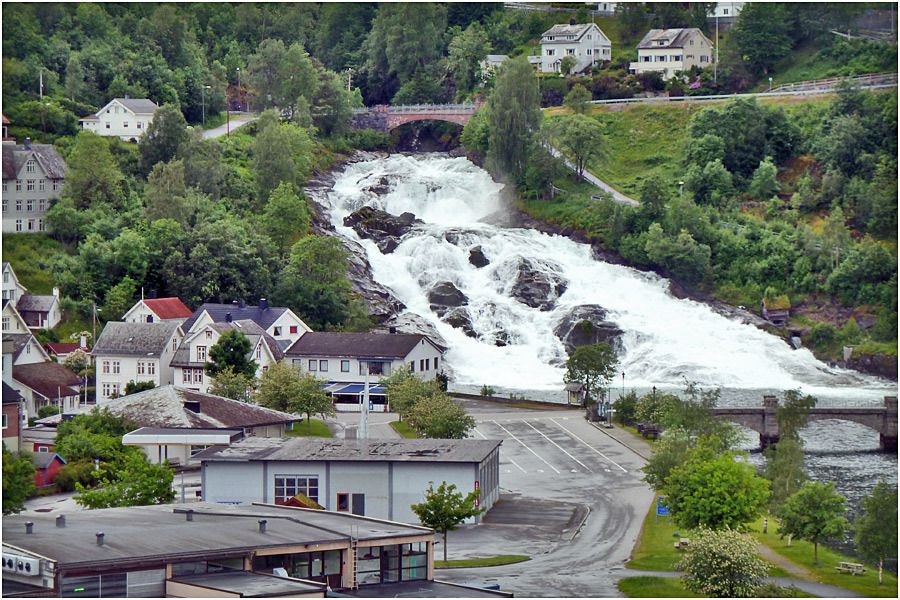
left=122, top=297, right=193, bottom=323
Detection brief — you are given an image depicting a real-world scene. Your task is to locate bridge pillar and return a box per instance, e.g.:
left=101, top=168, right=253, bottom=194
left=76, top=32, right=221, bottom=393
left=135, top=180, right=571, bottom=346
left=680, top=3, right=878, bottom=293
left=881, top=396, right=897, bottom=452
left=760, top=395, right=780, bottom=449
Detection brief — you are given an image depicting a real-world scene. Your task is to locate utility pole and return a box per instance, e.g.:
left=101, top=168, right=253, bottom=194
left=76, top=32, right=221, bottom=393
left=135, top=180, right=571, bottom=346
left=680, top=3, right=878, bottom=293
left=714, top=13, right=719, bottom=84
left=39, top=67, right=43, bottom=100
left=359, top=360, right=370, bottom=439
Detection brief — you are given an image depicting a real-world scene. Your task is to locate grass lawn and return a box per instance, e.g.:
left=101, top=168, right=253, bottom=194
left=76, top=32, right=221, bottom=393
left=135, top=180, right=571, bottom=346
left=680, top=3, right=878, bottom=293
left=618, top=576, right=700, bottom=598
left=2, top=233, right=71, bottom=294
left=200, top=111, right=227, bottom=130
left=748, top=517, right=899, bottom=598
left=434, top=555, right=530, bottom=569
left=286, top=418, right=333, bottom=438
left=625, top=496, right=683, bottom=571
left=390, top=420, right=419, bottom=438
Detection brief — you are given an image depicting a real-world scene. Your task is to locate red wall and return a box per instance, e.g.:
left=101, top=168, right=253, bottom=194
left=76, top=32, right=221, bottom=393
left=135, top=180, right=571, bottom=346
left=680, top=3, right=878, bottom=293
left=2, top=403, right=21, bottom=441
left=34, top=457, right=64, bottom=488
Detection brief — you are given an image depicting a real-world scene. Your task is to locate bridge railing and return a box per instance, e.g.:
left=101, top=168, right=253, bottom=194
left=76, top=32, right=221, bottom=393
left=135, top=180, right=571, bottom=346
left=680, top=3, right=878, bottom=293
left=353, top=103, right=481, bottom=115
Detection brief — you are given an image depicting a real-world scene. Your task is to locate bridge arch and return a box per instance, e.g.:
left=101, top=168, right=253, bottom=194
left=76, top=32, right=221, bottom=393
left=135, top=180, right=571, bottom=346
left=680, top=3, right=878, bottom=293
left=351, top=103, right=483, bottom=133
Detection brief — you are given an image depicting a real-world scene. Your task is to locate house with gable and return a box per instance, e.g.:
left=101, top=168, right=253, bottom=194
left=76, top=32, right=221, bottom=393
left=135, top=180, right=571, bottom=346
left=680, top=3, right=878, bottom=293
left=2, top=299, right=31, bottom=337
left=79, top=97, right=160, bottom=141
left=1, top=139, right=66, bottom=234
left=540, top=20, right=612, bottom=74
left=92, top=321, right=184, bottom=403
left=630, top=28, right=715, bottom=80
left=2, top=262, right=27, bottom=303
left=12, top=361, right=82, bottom=418
left=171, top=320, right=284, bottom=394
left=284, top=332, right=446, bottom=412
left=122, top=296, right=193, bottom=324
left=2, top=263, right=62, bottom=330
left=182, top=298, right=311, bottom=352
left=3, top=340, right=25, bottom=451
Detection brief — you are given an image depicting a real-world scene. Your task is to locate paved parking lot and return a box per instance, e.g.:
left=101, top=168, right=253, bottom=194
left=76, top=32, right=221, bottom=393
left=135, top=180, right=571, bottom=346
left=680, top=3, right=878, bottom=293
left=435, top=400, right=655, bottom=597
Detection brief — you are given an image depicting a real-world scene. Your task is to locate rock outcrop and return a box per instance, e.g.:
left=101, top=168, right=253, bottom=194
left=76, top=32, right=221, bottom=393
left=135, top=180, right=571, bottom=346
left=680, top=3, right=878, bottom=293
left=343, top=206, right=422, bottom=254
left=553, top=305, right=624, bottom=356
left=509, top=258, right=568, bottom=311
left=469, top=245, right=490, bottom=268
left=427, top=281, right=468, bottom=315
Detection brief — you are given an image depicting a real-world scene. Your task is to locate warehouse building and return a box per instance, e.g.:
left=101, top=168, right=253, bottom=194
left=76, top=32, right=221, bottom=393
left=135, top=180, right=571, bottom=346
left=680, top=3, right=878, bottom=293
left=199, top=437, right=502, bottom=524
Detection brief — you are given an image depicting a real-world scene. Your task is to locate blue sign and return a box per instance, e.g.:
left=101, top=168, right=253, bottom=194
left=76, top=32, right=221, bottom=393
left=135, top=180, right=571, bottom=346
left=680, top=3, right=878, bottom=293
left=656, top=496, right=670, bottom=517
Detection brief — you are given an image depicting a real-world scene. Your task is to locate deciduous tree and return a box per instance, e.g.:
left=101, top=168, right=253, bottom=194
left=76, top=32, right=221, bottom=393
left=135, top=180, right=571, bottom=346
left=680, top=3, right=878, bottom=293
left=855, top=481, right=898, bottom=585
left=777, top=481, right=848, bottom=563
left=139, top=104, right=190, bottom=175
left=408, top=394, right=475, bottom=439
left=679, top=527, right=769, bottom=598
left=74, top=453, right=175, bottom=509
left=209, top=366, right=254, bottom=402
left=262, top=183, right=310, bottom=258
left=411, top=481, right=482, bottom=561
left=2, top=444, right=36, bottom=515
left=563, top=84, right=592, bottom=115
left=62, top=132, right=126, bottom=209
left=207, top=330, right=257, bottom=379
left=547, top=114, right=605, bottom=181
left=487, top=58, right=541, bottom=180
left=563, top=342, right=618, bottom=405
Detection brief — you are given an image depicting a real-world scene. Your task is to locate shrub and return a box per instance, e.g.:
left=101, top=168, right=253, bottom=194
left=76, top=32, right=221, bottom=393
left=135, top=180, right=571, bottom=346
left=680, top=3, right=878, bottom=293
left=480, top=385, right=495, bottom=397
left=56, top=459, right=102, bottom=492
left=679, top=527, right=769, bottom=597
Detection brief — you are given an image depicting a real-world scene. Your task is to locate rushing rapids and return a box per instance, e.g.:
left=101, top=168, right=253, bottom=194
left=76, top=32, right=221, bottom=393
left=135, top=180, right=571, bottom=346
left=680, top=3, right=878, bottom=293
left=322, top=154, right=893, bottom=401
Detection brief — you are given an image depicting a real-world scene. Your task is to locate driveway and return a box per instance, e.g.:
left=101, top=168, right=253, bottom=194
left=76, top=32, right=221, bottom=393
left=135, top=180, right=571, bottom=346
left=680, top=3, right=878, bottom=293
left=201, top=113, right=257, bottom=139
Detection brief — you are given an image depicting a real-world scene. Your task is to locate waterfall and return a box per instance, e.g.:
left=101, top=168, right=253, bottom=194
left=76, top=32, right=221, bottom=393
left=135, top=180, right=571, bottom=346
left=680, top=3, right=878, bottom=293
left=323, top=154, right=893, bottom=399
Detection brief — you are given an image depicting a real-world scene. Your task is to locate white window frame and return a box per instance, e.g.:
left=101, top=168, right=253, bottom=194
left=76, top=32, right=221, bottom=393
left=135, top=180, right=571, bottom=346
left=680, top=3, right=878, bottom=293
left=308, top=359, right=317, bottom=372
left=197, top=345, right=207, bottom=362
left=112, top=360, right=121, bottom=374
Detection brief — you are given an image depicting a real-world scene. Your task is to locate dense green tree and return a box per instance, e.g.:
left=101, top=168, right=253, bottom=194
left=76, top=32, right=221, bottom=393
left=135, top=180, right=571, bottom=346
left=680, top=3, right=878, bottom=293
left=642, top=428, right=693, bottom=491
left=144, top=159, right=188, bottom=223
left=487, top=58, right=541, bottom=180
left=826, top=237, right=896, bottom=305
left=2, top=444, right=36, bottom=515
left=411, top=481, right=482, bottom=561
left=855, top=481, right=898, bottom=585
left=777, top=481, right=848, bottom=563
left=563, top=84, right=592, bottom=115
left=776, top=389, right=817, bottom=439
left=101, top=276, right=138, bottom=322
left=252, top=121, right=314, bottom=203
left=262, top=182, right=310, bottom=257
left=643, top=224, right=711, bottom=286
left=684, top=159, right=734, bottom=207
left=407, top=394, right=475, bottom=439
left=547, top=114, right=605, bottom=181
left=138, top=104, right=190, bottom=175
left=255, top=361, right=299, bottom=413
left=563, top=343, right=618, bottom=405
left=763, top=436, right=807, bottom=512
left=288, top=371, right=335, bottom=433
left=62, top=132, right=126, bottom=209
left=247, top=38, right=288, bottom=109
left=313, top=3, right=375, bottom=72
left=748, top=158, right=780, bottom=200
left=382, top=367, right=441, bottom=420
left=447, top=22, right=491, bottom=96
left=207, top=330, right=257, bottom=379
left=124, top=380, right=156, bottom=395
left=75, top=452, right=175, bottom=509
left=679, top=527, right=769, bottom=598
left=732, top=2, right=793, bottom=76
left=209, top=366, right=254, bottom=402
left=177, top=134, right=226, bottom=199
left=684, top=133, right=726, bottom=169
left=311, top=69, right=356, bottom=135
left=460, top=104, right=490, bottom=154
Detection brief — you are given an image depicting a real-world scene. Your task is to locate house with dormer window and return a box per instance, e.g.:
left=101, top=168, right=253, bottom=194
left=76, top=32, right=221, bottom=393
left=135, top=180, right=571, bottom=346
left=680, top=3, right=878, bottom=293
left=2, top=139, right=66, bottom=234
left=540, top=20, right=612, bottom=74
left=630, top=28, right=715, bottom=80
left=181, top=299, right=311, bottom=352
left=79, top=97, right=160, bottom=142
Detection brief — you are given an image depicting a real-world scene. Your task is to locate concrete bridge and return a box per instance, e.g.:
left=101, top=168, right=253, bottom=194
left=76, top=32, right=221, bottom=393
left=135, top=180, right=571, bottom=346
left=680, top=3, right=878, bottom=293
left=713, top=396, right=898, bottom=451
left=351, top=103, right=483, bottom=132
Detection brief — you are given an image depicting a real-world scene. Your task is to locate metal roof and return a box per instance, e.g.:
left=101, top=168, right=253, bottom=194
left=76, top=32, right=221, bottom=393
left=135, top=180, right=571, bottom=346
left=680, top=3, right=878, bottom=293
left=182, top=302, right=292, bottom=333
left=92, top=321, right=182, bottom=357
left=637, top=28, right=706, bottom=49
left=169, top=570, right=326, bottom=597
left=197, top=437, right=502, bottom=464
left=286, top=332, right=442, bottom=359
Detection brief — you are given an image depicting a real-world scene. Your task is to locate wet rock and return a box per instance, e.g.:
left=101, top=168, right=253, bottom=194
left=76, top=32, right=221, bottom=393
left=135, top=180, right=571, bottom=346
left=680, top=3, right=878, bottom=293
left=469, top=245, right=490, bottom=268
left=377, top=238, right=399, bottom=254
left=428, top=281, right=468, bottom=315
left=442, top=307, right=476, bottom=338
left=493, top=330, right=512, bottom=347
left=509, top=258, right=568, bottom=311
left=375, top=313, right=448, bottom=349
left=553, top=305, right=623, bottom=356
left=362, top=176, right=391, bottom=195
left=343, top=206, right=422, bottom=249
left=339, top=237, right=406, bottom=324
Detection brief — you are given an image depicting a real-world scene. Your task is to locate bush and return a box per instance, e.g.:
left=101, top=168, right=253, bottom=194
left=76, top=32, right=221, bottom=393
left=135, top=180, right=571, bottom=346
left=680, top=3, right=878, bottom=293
left=56, top=459, right=102, bottom=492
left=37, top=405, right=61, bottom=419
left=346, top=128, right=390, bottom=151
left=613, top=391, right=638, bottom=426
left=679, top=527, right=769, bottom=597
left=480, top=385, right=495, bottom=397
left=806, top=322, right=838, bottom=349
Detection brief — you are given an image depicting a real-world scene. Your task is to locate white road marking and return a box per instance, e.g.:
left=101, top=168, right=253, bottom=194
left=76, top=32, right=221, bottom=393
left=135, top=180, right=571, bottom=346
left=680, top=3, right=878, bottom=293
left=476, top=426, right=526, bottom=473
left=549, top=417, right=628, bottom=473
left=491, top=420, right=561, bottom=474
left=522, top=420, right=593, bottom=473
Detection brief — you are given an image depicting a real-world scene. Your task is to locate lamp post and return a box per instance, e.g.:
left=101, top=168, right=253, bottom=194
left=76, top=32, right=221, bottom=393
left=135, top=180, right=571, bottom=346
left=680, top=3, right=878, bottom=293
left=201, top=85, right=211, bottom=126
left=236, top=67, right=242, bottom=112
left=768, top=77, right=773, bottom=92
left=678, top=180, right=684, bottom=200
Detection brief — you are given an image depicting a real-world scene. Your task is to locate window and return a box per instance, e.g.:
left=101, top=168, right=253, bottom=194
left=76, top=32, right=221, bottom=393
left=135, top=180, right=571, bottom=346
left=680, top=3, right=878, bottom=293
left=587, top=48, right=592, bottom=55
left=111, top=360, right=121, bottom=374
left=205, top=330, right=212, bottom=339
left=196, top=346, right=206, bottom=361
left=337, top=493, right=349, bottom=512
left=673, top=55, right=682, bottom=62
left=686, top=54, right=694, bottom=60
left=15, top=180, right=22, bottom=191
left=566, top=48, right=576, bottom=56
left=255, top=345, right=261, bottom=359
left=102, top=383, right=120, bottom=399
left=172, top=337, right=178, bottom=351
left=2, top=414, right=7, bottom=429
left=15, top=199, right=22, bottom=211
left=273, top=326, right=282, bottom=336
left=724, top=8, right=729, bottom=14
left=102, top=360, right=110, bottom=374
left=275, top=475, right=318, bottom=504
left=25, top=160, right=35, bottom=173
left=39, top=180, right=45, bottom=192
left=123, top=121, right=129, bottom=128
left=319, top=360, right=328, bottom=372
left=2, top=198, right=6, bottom=212
left=182, top=369, right=191, bottom=384
left=408, top=361, right=414, bottom=372
left=26, top=199, right=33, bottom=212
left=137, top=362, right=145, bottom=375
left=360, top=361, right=389, bottom=376
left=52, top=180, right=59, bottom=191
left=308, top=359, right=317, bottom=371
left=289, top=325, right=298, bottom=334
left=425, top=358, right=430, bottom=371
left=547, top=36, right=555, bottom=41
left=690, top=39, right=695, bottom=46
left=434, top=356, right=439, bottom=370
left=641, top=55, right=652, bottom=63
left=137, top=122, right=142, bottom=129
left=15, top=219, right=22, bottom=232
left=587, top=34, right=592, bottom=40
left=1, top=181, right=5, bottom=192
left=148, top=362, right=156, bottom=375
left=26, top=219, right=34, bottom=232
left=341, top=360, right=350, bottom=373
left=2, top=317, right=8, bottom=331
left=38, top=219, right=44, bottom=231
left=194, top=368, right=203, bottom=384
left=700, top=55, right=708, bottom=63
left=39, top=198, right=46, bottom=212
left=26, top=180, right=34, bottom=191
left=106, top=122, right=111, bottom=129
left=546, top=49, right=555, bottom=56
left=419, top=359, right=425, bottom=371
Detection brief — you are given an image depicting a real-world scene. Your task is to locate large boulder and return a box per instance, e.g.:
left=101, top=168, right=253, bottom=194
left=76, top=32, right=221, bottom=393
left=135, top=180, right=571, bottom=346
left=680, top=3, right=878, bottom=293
left=343, top=206, right=422, bottom=253
left=428, top=281, right=468, bottom=316
left=375, top=313, right=448, bottom=349
left=442, top=307, right=476, bottom=338
left=553, top=305, right=623, bottom=356
left=469, top=245, right=490, bottom=268
left=509, top=258, right=568, bottom=311
left=340, top=238, right=406, bottom=324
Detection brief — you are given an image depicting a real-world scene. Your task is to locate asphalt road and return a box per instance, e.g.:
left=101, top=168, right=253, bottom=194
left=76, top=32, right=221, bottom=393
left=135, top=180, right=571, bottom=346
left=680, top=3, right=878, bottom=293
left=434, top=399, right=655, bottom=597
left=201, top=113, right=257, bottom=139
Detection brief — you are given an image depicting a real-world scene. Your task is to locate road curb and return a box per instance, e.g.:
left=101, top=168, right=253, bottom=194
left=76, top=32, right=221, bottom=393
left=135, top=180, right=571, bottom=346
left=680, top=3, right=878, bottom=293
left=569, top=505, right=591, bottom=541
left=587, top=421, right=651, bottom=462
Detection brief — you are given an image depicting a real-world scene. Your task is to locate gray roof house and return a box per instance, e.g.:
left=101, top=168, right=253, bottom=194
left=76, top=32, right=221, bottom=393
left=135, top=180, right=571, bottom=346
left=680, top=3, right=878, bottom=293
left=2, top=139, right=67, bottom=234
left=182, top=299, right=311, bottom=350
left=539, top=21, right=612, bottom=74
left=170, top=320, right=284, bottom=369
left=630, top=27, right=715, bottom=79
left=92, top=321, right=184, bottom=403
left=79, top=97, right=160, bottom=141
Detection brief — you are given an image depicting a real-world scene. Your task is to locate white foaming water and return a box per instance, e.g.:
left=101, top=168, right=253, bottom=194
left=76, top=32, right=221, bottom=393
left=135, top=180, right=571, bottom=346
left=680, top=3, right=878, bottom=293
left=326, top=154, right=894, bottom=399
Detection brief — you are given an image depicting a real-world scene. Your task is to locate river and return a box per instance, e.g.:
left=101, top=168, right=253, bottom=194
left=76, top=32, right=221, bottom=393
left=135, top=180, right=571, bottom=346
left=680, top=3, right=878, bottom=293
left=320, top=153, right=897, bottom=516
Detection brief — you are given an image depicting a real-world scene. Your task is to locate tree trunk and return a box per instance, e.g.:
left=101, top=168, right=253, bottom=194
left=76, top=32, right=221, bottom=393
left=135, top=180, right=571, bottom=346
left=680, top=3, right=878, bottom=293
left=443, top=530, right=448, bottom=562
left=787, top=533, right=792, bottom=547
left=307, top=415, right=311, bottom=433
left=813, top=541, right=818, bottom=564
left=879, top=558, right=883, bottom=585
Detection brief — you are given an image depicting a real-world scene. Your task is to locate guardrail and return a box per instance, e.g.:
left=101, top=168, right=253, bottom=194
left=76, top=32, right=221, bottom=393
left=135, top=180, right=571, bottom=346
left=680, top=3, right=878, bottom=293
left=353, top=103, right=480, bottom=114
left=588, top=83, right=898, bottom=105
left=770, top=72, right=897, bottom=92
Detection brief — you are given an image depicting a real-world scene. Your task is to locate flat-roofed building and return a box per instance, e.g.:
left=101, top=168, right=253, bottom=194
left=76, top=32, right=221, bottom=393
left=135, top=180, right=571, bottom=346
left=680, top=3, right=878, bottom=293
left=199, top=437, right=502, bottom=524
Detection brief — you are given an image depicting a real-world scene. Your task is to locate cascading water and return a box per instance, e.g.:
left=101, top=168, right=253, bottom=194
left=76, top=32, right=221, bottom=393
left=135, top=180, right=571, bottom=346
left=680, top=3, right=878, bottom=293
left=324, top=154, right=894, bottom=402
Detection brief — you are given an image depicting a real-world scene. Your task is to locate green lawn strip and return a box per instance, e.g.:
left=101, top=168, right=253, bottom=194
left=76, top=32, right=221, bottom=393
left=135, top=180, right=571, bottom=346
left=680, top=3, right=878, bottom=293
left=285, top=418, right=333, bottom=438
left=2, top=233, right=71, bottom=294
left=200, top=112, right=226, bottom=130
left=625, top=496, right=683, bottom=571
left=617, top=576, right=700, bottom=598
left=390, top=420, right=419, bottom=438
left=434, top=555, right=530, bottom=569
left=749, top=517, right=898, bottom=598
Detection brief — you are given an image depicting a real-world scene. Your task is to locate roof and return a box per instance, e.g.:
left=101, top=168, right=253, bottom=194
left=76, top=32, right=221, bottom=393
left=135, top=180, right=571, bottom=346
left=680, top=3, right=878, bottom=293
left=197, top=437, right=502, bottom=464
left=347, top=581, right=512, bottom=598
left=2, top=381, right=24, bottom=405
left=92, top=321, right=181, bottom=357
left=43, top=342, right=90, bottom=355
left=5, top=333, right=35, bottom=361
left=285, top=332, right=441, bottom=359
left=170, top=320, right=283, bottom=367
left=142, top=297, right=193, bottom=319
left=12, top=362, right=80, bottom=399
left=31, top=452, right=66, bottom=469
left=484, top=54, right=509, bottom=62
left=2, top=114, right=9, bottom=125
left=637, top=28, right=706, bottom=49
left=2, top=143, right=67, bottom=180
left=16, top=294, right=57, bottom=313
left=41, top=385, right=298, bottom=429
left=113, top=98, right=160, bottom=114
left=542, top=22, right=596, bottom=41
left=182, top=302, right=292, bottom=332
left=1, top=502, right=431, bottom=569
left=170, top=571, right=325, bottom=597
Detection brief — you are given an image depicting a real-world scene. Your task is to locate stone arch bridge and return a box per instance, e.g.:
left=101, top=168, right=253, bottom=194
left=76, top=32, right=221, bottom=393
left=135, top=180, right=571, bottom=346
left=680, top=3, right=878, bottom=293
left=351, top=103, right=483, bottom=132
left=714, top=396, right=897, bottom=451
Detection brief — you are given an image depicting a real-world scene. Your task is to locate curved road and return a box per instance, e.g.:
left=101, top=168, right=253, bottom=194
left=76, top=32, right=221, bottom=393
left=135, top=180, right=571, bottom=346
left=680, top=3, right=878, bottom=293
left=201, top=113, right=257, bottom=139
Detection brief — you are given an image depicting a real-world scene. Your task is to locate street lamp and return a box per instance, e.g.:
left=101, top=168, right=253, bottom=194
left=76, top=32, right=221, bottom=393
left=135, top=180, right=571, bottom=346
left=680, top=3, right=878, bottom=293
left=201, top=85, right=211, bottom=126
left=236, top=67, right=242, bottom=112
left=678, top=180, right=685, bottom=200
left=768, top=77, right=773, bottom=92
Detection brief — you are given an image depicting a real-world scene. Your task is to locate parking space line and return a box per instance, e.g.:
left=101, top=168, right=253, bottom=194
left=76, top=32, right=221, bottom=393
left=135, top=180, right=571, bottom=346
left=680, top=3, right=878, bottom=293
left=475, top=427, right=527, bottom=473
left=549, top=418, right=628, bottom=473
left=522, top=420, right=593, bottom=473
left=491, top=420, right=560, bottom=474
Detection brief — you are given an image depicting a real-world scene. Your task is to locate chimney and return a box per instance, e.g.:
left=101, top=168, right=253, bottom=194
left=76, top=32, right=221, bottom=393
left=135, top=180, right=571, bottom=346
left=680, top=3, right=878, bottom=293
left=148, top=289, right=157, bottom=299
left=570, top=17, right=577, bottom=26
left=56, top=515, right=66, bottom=528
left=389, top=326, right=397, bottom=334
left=52, top=287, right=59, bottom=299
left=80, top=332, right=88, bottom=349
left=25, top=522, right=34, bottom=534
left=96, top=532, right=105, bottom=546
left=225, top=313, right=232, bottom=323
left=259, top=298, right=268, bottom=310
left=23, top=137, right=32, bottom=150
left=185, top=510, right=194, bottom=522
left=258, top=519, right=267, bottom=534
